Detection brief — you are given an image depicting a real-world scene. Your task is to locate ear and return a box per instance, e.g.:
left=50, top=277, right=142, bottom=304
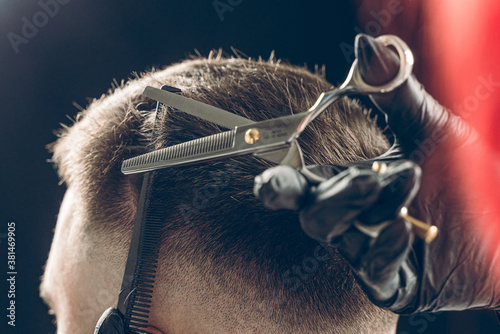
left=146, top=326, right=165, bottom=334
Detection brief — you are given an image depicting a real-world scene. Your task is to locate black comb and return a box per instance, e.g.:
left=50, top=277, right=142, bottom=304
left=117, top=173, right=163, bottom=332
left=116, top=85, right=180, bottom=333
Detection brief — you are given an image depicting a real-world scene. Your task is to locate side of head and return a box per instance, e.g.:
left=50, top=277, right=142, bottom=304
left=40, top=55, right=397, bottom=333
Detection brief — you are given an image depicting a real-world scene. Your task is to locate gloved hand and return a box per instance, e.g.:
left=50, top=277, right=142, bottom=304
left=254, top=34, right=500, bottom=314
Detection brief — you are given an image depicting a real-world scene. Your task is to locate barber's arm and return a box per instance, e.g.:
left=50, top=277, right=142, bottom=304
left=254, top=34, right=500, bottom=314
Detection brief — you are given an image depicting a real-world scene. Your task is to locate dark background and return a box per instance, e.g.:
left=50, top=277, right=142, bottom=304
left=0, top=1, right=498, bottom=333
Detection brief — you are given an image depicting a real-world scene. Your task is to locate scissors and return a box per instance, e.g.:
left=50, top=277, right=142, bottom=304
left=121, top=35, right=413, bottom=184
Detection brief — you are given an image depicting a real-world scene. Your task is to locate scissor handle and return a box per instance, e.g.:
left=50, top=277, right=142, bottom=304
left=342, top=34, right=414, bottom=94
left=290, top=35, right=414, bottom=142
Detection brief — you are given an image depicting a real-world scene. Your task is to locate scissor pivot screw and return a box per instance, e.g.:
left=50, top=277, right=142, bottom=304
left=245, top=128, right=260, bottom=144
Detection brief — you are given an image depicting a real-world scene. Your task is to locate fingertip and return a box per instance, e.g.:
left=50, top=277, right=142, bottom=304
left=254, top=166, right=309, bottom=210
left=355, top=33, right=400, bottom=86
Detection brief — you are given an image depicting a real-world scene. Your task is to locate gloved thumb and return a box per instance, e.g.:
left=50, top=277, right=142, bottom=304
left=254, top=165, right=309, bottom=210
left=356, top=34, right=449, bottom=153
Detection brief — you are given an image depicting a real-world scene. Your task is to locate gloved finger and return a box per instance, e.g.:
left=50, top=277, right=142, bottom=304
left=300, top=167, right=380, bottom=242
left=355, top=33, right=400, bottom=86
left=344, top=217, right=414, bottom=302
left=356, top=34, right=450, bottom=154
left=333, top=225, right=372, bottom=268
left=359, top=160, right=421, bottom=225
left=253, top=165, right=309, bottom=210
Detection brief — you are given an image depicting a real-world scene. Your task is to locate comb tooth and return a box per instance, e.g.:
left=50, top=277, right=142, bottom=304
left=137, top=261, right=157, bottom=267
left=127, top=314, right=149, bottom=320
left=138, top=275, right=155, bottom=281
left=138, top=273, right=155, bottom=279
left=172, top=144, right=178, bottom=159
left=137, top=277, right=154, bottom=286
left=182, top=143, right=187, bottom=158
left=170, top=145, right=176, bottom=160
left=142, top=230, right=161, bottom=237
left=130, top=308, right=151, bottom=315
left=142, top=232, right=160, bottom=239
left=129, top=312, right=150, bottom=319
left=190, top=141, right=195, bottom=156
left=185, top=142, right=192, bottom=158
left=132, top=302, right=151, bottom=309
left=205, top=135, right=210, bottom=153
left=133, top=297, right=152, bottom=304
left=137, top=265, right=157, bottom=271
left=193, top=139, right=199, bottom=154
left=128, top=316, right=149, bottom=323
left=173, top=144, right=178, bottom=158
left=193, top=140, right=198, bottom=155
left=135, top=267, right=156, bottom=274
left=166, top=146, right=172, bottom=159
left=211, top=135, right=217, bottom=151
left=129, top=311, right=149, bottom=317
left=199, top=137, right=204, bottom=155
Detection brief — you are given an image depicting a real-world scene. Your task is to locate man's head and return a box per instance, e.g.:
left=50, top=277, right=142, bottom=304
left=40, top=53, right=397, bottom=333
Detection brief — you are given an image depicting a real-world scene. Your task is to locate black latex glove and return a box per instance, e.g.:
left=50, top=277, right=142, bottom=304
left=254, top=34, right=500, bottom=314
left=255, top=161, right=421, bottom=305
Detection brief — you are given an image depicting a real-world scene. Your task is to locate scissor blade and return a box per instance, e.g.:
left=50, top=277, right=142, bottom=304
left=143, top=86, right=254, bottom=129
left=122, top=129, right=237, bottom=174
left=122, top=113, right=309, bottom=174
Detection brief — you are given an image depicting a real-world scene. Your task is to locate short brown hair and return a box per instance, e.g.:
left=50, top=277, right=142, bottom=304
left=50, top=53, right=396, bottom=332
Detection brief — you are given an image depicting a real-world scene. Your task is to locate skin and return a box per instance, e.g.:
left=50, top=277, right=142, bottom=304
left=40, top=187, right=128, bottom=333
